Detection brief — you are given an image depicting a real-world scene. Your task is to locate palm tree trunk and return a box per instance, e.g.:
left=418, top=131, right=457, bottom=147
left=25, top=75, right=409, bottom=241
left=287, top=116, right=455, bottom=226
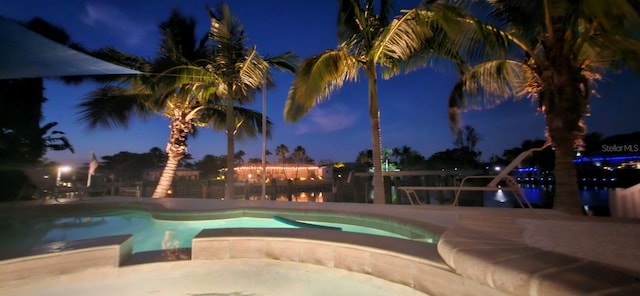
left=367, top=65, right=386, bottom=204
left=371, top=117, right=385, bottom=204
left=225, top=98, right=236, bottom=200
left=152, top=156, right=180, bottom=198
left=550, top=128, right=583, bottom=215
left=282, top=160, right=287, bottom=180
left=152, top=116, right=191, bottom=198
left=543, top=58, right=587, bottom=215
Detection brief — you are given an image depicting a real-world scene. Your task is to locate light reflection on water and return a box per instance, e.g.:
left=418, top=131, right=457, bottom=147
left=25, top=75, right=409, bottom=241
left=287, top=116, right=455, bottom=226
left=247, top=187, right=612, bottom=213
left=245, top=191, right=334, bottom=202
left=482, top=185, right=612, bottom=213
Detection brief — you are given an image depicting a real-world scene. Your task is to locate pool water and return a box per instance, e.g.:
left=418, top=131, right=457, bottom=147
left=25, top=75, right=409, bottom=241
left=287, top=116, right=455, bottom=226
left=0, top=211, right=431, bottom=254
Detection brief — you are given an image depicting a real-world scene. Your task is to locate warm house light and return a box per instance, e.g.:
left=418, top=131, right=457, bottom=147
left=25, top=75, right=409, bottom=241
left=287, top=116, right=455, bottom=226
left=56, top=165, right=71, bottom=186
left=233, top=163, right=329, bottom=182
left=235, top=166, right=320, bottom=170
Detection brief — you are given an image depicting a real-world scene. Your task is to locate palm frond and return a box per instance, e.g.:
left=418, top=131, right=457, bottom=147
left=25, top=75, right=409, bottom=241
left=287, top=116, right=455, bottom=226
left=603, top=35, right=640, bottom=72
left=448, top=59, right=540, bottom=132
left=76, top=86, right=155, bottom=129
left=378, top=0, right=393, bottom=26
left=373, top=8, right=433, bottom=63
left=197, top=96, right=226, bottom=130
left=233, top=107, right=273, bottom=140
left=89, top=47, right=151, bottom=84
left=207, top=3, right=245, bottom=66
left=258, top=51, right=299, bottom=91
left=199, top=102, right=272, bottom=140
left=427, top=3, right=513, bottom=64
left=152, top=65, right=219, bottom=94
left=284, top=49, right=360, bottom=122
left=158, top=9, right=198, bottom=62
left=337, top=0, right=364, bottom=42
left=234, top=46, right=270, bottom=99
left=484, top=0, right=544, bottom=40
left=573, top=0, right=640, bottom=74
left=577, top=0, right=640, bottom=35
left=264, top=51, right=299, bottom=74
left=93, top=47, right=152, bottom=73
left=43, top=133, right=74, bottom=153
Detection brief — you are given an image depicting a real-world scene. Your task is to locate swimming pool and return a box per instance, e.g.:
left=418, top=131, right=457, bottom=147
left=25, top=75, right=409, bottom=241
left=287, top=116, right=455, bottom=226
left=0, top=210, right=436, bottom=254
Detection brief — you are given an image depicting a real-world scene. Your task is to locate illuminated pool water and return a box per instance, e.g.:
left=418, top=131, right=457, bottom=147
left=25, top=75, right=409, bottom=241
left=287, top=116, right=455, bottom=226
left=0, top=210, right=435, bottom=254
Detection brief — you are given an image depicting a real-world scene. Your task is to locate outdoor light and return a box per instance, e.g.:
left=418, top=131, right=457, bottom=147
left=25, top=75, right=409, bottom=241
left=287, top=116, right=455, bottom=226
left=56, top=165, right=71, bottom=186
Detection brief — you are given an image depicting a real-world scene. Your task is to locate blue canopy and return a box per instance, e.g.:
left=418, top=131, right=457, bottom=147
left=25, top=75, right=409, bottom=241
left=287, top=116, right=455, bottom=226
left=0, top=16, right=140, bottom=79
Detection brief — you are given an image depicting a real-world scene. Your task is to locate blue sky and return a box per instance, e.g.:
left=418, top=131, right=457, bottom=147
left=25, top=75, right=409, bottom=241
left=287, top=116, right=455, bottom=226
left=2, top=0, right=640, bottom=167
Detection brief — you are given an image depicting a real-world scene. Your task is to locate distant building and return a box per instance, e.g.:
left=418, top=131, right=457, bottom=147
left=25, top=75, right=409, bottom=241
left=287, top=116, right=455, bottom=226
left=144, top=168, right=201, bottom=182
left=319, top=165, right=333, bottom=179
left=234, top=163, right=326, bottom=182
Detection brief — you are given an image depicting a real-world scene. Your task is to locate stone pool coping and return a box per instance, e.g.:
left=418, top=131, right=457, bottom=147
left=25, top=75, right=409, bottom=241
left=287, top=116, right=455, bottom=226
left=0, top=234, right=132, bottom=284
left=1, top=197, right=639, bottom=295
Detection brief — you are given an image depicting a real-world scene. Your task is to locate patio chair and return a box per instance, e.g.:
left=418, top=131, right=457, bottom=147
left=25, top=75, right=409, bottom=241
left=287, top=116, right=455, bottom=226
left=398, top=141, right=552, bottom=208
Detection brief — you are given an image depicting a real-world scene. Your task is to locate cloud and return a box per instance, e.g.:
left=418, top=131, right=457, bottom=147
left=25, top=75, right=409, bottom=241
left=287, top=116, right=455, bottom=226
left=80, top=2, right=155, bottom=46
left=294, top=104, right=358, bottom=134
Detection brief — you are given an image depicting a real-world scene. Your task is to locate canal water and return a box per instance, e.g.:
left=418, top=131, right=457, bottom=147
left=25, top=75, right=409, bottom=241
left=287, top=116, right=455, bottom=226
left=246, top=185, right=614, bottom=216
left=483, top=185, right=612, bottom=215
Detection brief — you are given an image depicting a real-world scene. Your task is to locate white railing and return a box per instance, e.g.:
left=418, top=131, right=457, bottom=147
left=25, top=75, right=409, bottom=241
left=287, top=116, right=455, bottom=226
left=609, top=183, right=640, bottom=219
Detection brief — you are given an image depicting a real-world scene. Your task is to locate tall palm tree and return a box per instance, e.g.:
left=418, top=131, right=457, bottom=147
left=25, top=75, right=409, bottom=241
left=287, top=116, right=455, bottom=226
left=359, top=149, right=372, bottom=162
left=275, top=144, right=289, bottom=179
left=284, top=0, right=459, bottom=203
left=78, top=10, right=218, bottom=198
left=206, top=4, right=297, bottom=200
left=447, top=0, right=640, bottom=214
left=292, top=145, right=307, bottom=179
left=275, top=144, right=289, bottom=162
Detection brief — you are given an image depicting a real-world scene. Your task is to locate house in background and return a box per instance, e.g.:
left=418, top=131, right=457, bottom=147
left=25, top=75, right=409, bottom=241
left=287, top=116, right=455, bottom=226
left=234, top=163, right=328, bottom=182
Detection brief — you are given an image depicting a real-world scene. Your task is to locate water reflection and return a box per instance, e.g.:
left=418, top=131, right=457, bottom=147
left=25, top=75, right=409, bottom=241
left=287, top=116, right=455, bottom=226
left=483, top=184, right=612, bottom=215
left=245, top=191, right=334, bottom=202
left=161, top=230, right=188, bottom=260
left=251, top=187, right=613, bottom=215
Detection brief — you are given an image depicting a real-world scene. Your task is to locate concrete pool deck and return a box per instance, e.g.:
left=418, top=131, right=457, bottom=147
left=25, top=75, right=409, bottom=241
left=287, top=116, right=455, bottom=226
left=1, top=197, right=639, bottom=295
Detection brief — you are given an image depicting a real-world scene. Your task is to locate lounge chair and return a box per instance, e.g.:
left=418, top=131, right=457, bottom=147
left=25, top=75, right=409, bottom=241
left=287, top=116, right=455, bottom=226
left=398, top=142, right=552, bottom=208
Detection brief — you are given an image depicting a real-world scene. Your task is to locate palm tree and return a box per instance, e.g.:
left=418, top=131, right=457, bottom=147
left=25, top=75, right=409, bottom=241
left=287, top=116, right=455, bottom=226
left=39, top=122, right=75, bottom=155
left=447, top=0, right=640, bottom=214
left=382, top=147, right=392, bottom=171
left=234, top=150, right=246, bottom=164
left=283, top=0, right=460, bottom=204
left=78, top=10, right=220, bottom=198
left=292, top=145, right=307, bottom=179
left=206, top=4, right=297, bottom=200
left=275, top=144, right=289, bottom=179
left=356, top=149, right=373, bottom=172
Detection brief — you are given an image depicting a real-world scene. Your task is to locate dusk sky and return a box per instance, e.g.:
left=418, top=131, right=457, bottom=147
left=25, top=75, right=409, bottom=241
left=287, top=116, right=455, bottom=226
left=2, top=0, right=640, bottom=167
